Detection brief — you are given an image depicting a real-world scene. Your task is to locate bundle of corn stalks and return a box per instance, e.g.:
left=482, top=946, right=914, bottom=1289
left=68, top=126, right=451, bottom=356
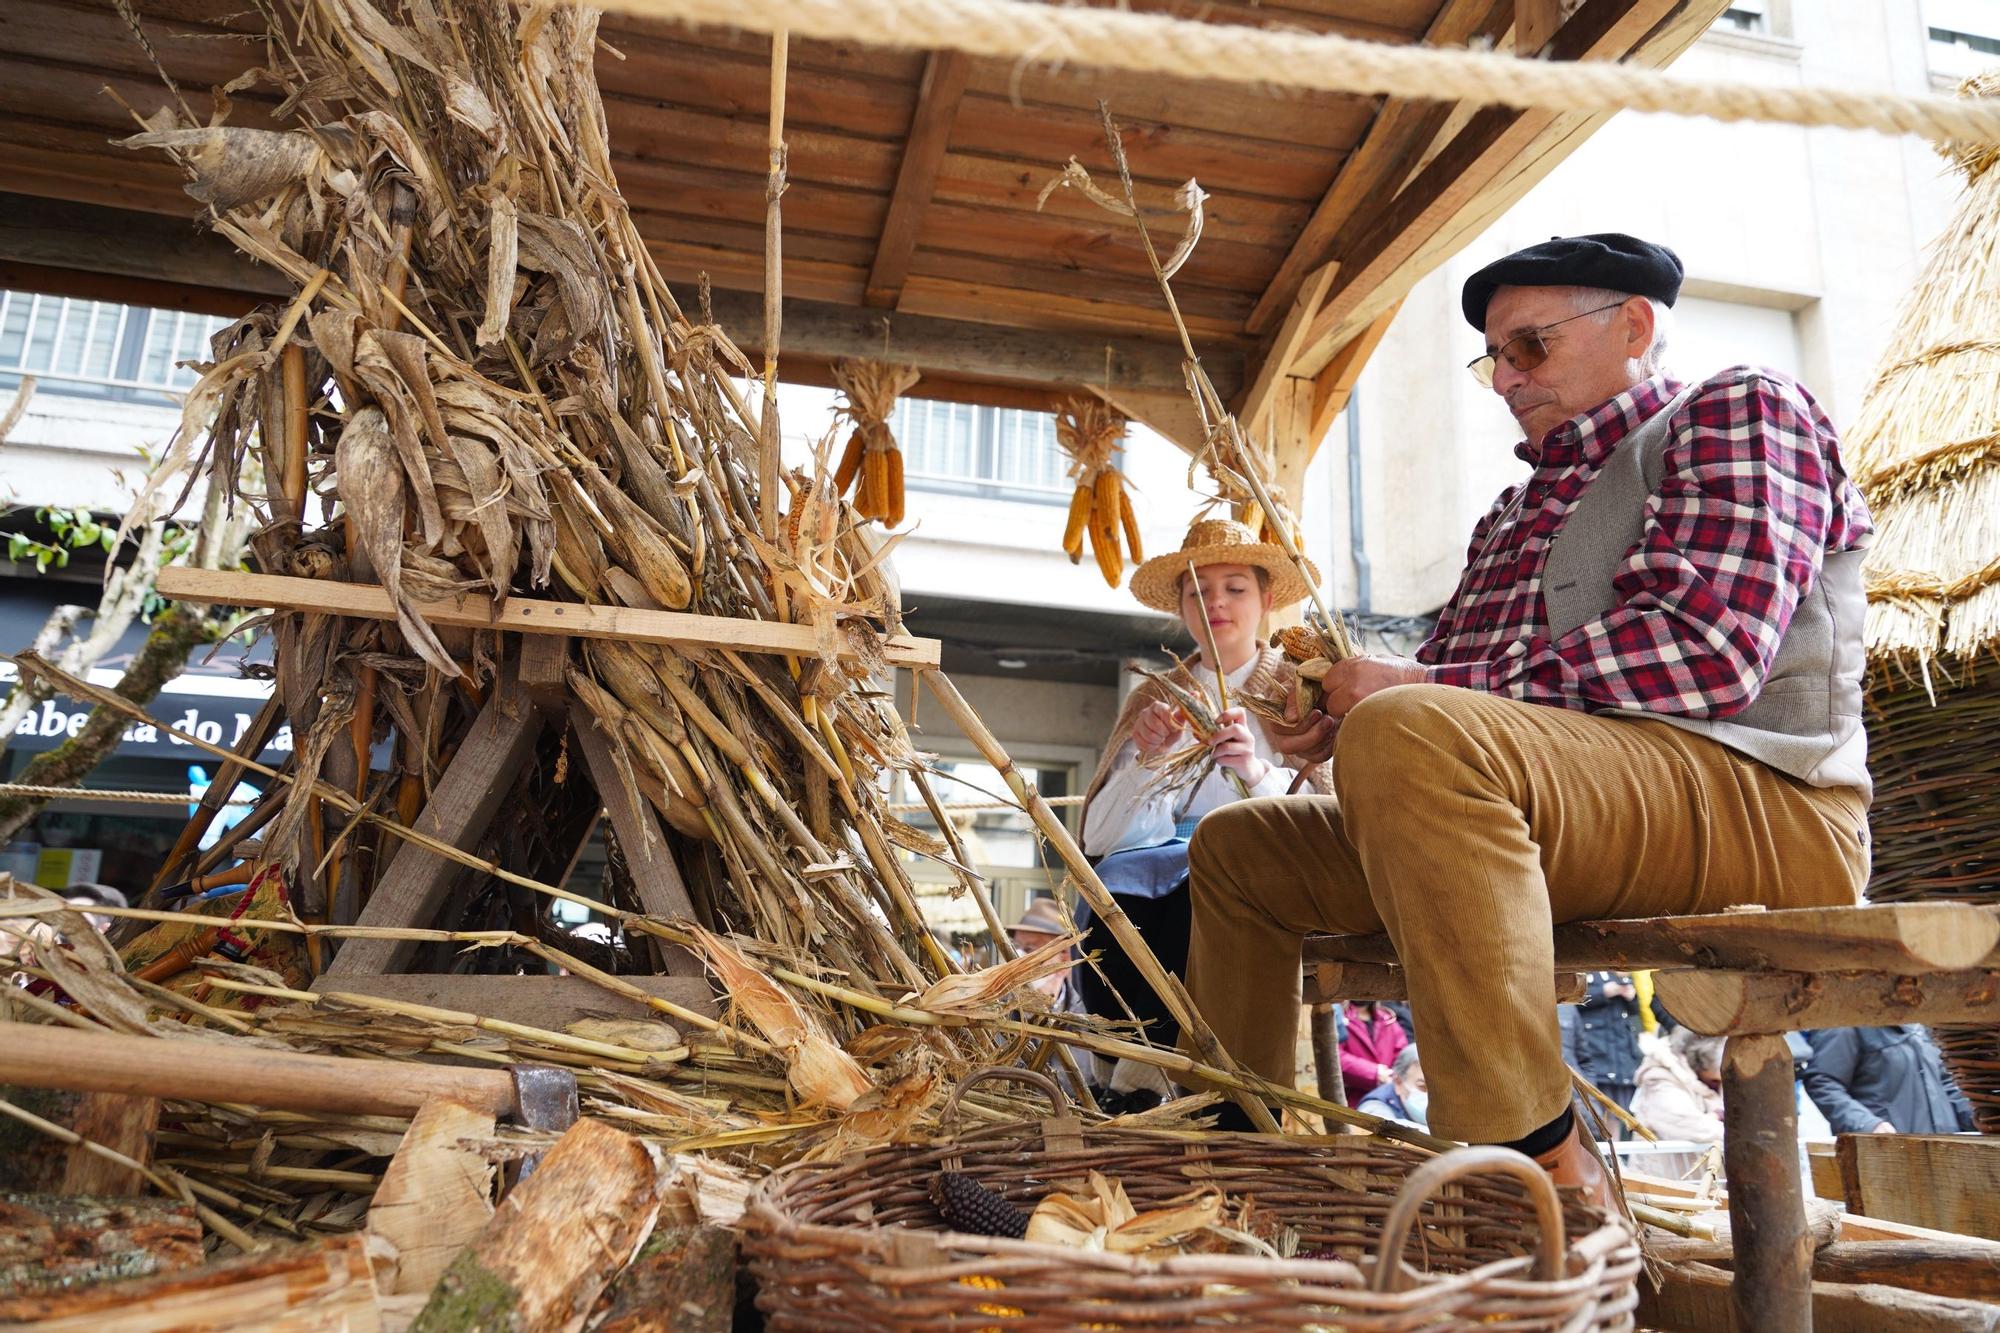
left=830, top=358, right=920, bottom=527
left=1056, top=397, right=1142, bottom=586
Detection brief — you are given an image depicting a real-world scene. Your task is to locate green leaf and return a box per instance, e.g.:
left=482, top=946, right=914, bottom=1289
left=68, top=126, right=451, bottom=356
left=100, top=527, right=116, bottom=553
left=8, top=535, right=28, bottom=561
left=71, top=520, right=100, bottom=548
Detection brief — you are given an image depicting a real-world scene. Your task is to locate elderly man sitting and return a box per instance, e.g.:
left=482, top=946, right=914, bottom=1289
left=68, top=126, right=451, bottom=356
left=1183, top=233, right=1871, bottom=1206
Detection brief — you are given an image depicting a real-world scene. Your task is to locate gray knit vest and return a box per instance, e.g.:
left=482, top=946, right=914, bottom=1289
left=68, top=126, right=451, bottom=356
left=1539, top=384, right=1871, bottom=800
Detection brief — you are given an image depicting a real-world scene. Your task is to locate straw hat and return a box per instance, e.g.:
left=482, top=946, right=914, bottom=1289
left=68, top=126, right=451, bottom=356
left=1007, top=897, right=1069, bottom=937
left=1128, top=517, right=1318, bottom=614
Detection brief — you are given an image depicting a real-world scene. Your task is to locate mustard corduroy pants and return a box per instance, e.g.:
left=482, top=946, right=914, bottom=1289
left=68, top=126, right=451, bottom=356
left=1183, top=684, right=1869, bottom=1143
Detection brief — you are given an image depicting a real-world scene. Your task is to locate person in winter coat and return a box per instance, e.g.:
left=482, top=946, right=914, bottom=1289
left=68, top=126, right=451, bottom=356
left=1803, top=1026, right=1975, bottom=1136
left=1358, top=1046, right=1428, bottom=1127
left=1569, top=972, right=1644, bottom=1116
left=1632, top=1027, right=1724, bottom=1143
left=1339, top=1001, right=1410, bottom=1106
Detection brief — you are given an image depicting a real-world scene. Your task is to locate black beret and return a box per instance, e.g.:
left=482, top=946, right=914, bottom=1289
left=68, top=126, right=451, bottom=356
left=1461, top=232, right=1683, bottom=330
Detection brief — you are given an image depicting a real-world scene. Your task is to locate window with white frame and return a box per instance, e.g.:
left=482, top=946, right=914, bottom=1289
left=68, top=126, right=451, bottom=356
left=893, top=399, right=1072, bottom=501
left=0, top=290, right=231, bottom=402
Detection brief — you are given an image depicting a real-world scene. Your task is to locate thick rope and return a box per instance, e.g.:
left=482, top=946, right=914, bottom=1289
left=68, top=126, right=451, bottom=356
left=615, top=0, right=2000, bottom=145
left=0, top=782, right=256, bottom=806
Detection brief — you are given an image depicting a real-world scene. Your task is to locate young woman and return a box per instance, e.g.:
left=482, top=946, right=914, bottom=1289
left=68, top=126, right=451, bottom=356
left=1075, top=518, right=1331, bottom=1109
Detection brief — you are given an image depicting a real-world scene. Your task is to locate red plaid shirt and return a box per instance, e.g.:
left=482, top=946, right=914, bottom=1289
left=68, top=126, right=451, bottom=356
left=1417, top=368, right=1871, bottom=718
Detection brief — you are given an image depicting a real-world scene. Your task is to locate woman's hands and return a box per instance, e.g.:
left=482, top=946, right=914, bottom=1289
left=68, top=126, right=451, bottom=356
left=1130, top=700, right=1186, bottom=760
left=1207, top=707, right=1270, bottom=788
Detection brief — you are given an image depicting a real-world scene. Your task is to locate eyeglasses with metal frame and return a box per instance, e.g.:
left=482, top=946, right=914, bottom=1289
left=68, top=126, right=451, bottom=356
left=1466, top=301, right=1630, bottom=388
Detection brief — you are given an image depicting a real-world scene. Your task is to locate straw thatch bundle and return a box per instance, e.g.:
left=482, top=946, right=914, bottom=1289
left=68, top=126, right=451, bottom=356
left=1846, top=71, right=2000, bottom=1128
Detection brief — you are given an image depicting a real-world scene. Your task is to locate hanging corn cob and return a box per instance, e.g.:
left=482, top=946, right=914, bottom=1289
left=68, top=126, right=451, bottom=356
left=1055, top=397, right=1141, bottom=588
left=831, top=359, right=920, bottom=527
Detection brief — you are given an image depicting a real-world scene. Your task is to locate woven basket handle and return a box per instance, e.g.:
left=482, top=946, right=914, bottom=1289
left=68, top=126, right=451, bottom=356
left=940, top=1066, right=1065, bottom=1123
left=1368, top=1147, right=1566, bottom=1294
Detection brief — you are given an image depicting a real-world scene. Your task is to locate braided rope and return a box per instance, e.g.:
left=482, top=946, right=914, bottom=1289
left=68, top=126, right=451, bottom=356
left=619, top=0, right=2000, bottom=145
left=0, top=783, right=257, bottom=806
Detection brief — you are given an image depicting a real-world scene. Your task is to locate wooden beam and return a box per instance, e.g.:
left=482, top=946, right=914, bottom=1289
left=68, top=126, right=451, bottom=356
left=1089, top=384, right=1209, bottom=456
left=1836, top=1136, right=2000, bottom=1242
left=1303, top=903, right=2000, bottom=976
left=1237, top=261, right=1337, bottom=434
left=1813, top=1239, right=2000, bottom=1301
left=1658, top=968, right=2000, bottom=1037
left=1308, top=300, right=1401, bottom=442
left=1291, top=0, right=1707, bottom=375
left=324, top=678, right=544, bottom=977
left=1722, top=1034, right=1811, bottom=1332
left=568, top=699, right=704, bottom=977
left=155, top=567, right=944, bottom=670
left=1241, top=0, right=1509, bottom=335
left=306, top=974, right=718, bottom=1026
left=0, top=261, right=259, bottom=320
left=865, top=50, right=972, bottom=309
left=1306, top=960, right=1583, bottom=1004
left=1516, top=0, right=1565, bottom=54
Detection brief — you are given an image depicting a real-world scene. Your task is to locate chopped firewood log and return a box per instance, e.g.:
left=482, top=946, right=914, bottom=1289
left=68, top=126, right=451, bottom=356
left=0, top=1231, right=378, bottom=1330
left=592, top=1224, right=740, bottom=1333
left=364, top=1098, right=497, bottom=1298
left=0, top=1088, right=159, bottom=1196
left=412, top=1117, right=664, bottom=1333
left=0, top=1194, right=201, bottom=1298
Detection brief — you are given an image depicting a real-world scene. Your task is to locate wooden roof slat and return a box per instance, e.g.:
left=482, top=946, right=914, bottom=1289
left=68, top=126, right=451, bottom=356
left=606, top=102, right=901, bottom=192
left=594, top=40, right=918, bottom=140
left=906, top=249, right=1255, bottom=328
left=866, top=50, right=973, bottom=309
left=915, top=201, right=1284, bottom=293
left=897, top=272, right=1249, bottom=344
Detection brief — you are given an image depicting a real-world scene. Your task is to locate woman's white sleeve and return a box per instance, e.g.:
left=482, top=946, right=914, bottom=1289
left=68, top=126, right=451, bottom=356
left=1082, top=743, right=1177, bottom=857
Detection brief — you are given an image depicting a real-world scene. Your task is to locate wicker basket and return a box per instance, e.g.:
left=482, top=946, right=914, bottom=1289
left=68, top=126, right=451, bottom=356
left=743, top=1070, right=1641, bottom=1330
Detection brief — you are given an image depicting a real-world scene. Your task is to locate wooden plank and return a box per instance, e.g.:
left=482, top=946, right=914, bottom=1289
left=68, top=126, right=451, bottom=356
left=1243, top=0, right=1509, bottom=333
left=1303, top=904, right=2000, bottom=975
left=0, top=1022, right=519, bottom=1119
left=1836, top=1135, right=2000, bottom=1242
left=308, top=973, right=716, bottom=1024
left=569, top=700, right=704, bottom=978
left=1516, top=0, right=1565, bottom=54
left=1305, top=960, right=1583, bottom=1004
left=156, top=567, right=944, bottom=671
left=1640, top=1260, right=2000, bottom=1333
left=0, top=1194, right=202, bottom=1299
left=866, top=50, right=972, bottom=309
left=325, top=679, right=544, bottom=977
left=365, top=1099, right=497, bottom=1299
left=0, top=1232, right=382, bottom=1332
left=1659, top=968, right=2000, bottom=1036
left=1814, top=1239, right=2000, bottom=1301
left=1238, top=261, right=1337, bottom=434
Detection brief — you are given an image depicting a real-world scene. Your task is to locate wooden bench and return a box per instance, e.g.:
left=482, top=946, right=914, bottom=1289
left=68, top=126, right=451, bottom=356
left=1299, top=902, right=2000, bottom=1331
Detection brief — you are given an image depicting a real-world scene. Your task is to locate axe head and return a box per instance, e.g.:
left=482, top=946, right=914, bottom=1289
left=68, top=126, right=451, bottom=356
left=505, top=1065, right=579, bottom=1190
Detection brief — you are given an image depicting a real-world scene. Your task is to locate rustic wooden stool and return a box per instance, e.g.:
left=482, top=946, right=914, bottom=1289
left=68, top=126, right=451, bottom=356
left=1299, top=902, right=2000, bottom=1331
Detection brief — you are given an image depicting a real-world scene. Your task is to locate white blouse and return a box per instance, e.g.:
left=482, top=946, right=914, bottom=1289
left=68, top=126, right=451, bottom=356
left=1082, top=655, right=1300, bottom=858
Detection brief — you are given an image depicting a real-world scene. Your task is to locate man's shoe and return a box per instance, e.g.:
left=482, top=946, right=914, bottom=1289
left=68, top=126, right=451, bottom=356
left=1532, top=1118, right=1619, bottom=1215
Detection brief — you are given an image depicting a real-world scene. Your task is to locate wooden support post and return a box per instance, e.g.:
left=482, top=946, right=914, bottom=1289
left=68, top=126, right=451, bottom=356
left=324, top=677, right=544, bottom=977
left=1835, top=1135, right=2000, bottom=1242
left=1722, top=1034, right=1811, bottom=1333
left=568, top=700, right=704, bottom=977
left=1308, top=1004, right=1346, bottom=1110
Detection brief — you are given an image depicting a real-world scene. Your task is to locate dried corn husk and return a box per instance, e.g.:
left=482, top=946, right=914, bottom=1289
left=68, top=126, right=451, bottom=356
left=1056, top=397, right=1140, bottom=587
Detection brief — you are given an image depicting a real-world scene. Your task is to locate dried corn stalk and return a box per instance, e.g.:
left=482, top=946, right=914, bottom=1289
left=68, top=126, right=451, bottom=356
left=831, top=359, right=920, bottom=527
left=1056, top=397, right=1142, bottom=588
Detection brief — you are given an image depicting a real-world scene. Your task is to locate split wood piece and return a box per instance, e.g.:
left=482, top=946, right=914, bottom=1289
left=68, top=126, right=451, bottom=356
left=592, top=1223, right=739, bottom=1333
left=366, top=1098, right=497, bottom=1298
left=1835, top=1134, right=2000, bottom=1242
left=413, top=1117, right=664, bottom=1333
left=308, top=974, right=718, bottom=1027
left=1305, top=960, right=1584, bottom=1004
left=0, top=1022, right=517, bottom=1119
left=1639, top=1259, right=2000, bottom=1333
left=1658, top=967, right=2000, bottom=1036
left=154, top=567, right=943, bottom=669
left=325, top=675, right=544, bottom=978
left=567, top=698, right=703, bottom=977
left=1303, top=903, right=2000, bottom=975
left=1722, top=1033, right=1811, bottom=1332
left=0, top=1087, right=158, bottom=1196
left=0, top=1231, right=379, bottom=1331
left=0, top=1193, right=202, bottom=1298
